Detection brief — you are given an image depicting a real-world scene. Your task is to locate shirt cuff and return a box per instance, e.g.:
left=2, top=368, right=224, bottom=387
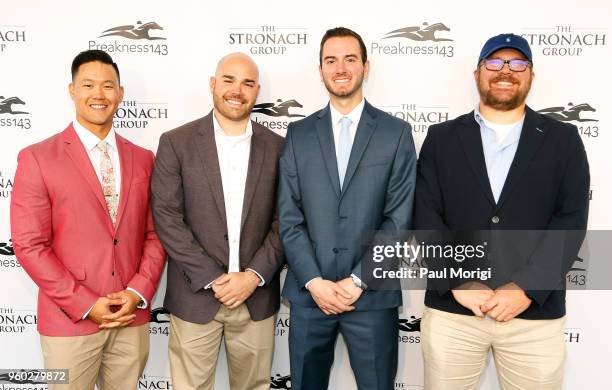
left=82, top=304, right=95, bottom=320
left=126, top=287, right=147, bottom=309
left=305, top=277, right=321, bottom=290
left=246, top=268, right=265, bottom=286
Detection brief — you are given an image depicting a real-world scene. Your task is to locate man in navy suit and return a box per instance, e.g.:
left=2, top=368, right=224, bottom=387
left=415, top=33, right=589, bottom=389
left=278, top=27, right=416, bottom=390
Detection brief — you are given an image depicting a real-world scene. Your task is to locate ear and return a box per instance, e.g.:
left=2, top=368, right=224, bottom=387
left=118, top=85, right=125, bottom=104
left=69, top=82, right=75, bottom=101
left=364, top=60, right=370, bottom=80
left=319, top=65, right=323, bottom=83
left=209, top=76, right=216, bottom=94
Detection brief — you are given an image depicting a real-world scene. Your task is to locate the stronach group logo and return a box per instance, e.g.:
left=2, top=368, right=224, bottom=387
left=270, top=374, right=291, bottom=389
left=0, top=171, right=14, bottom=200
left=372, top=22, right=454, bottom=58
left=538, top=102, right=599, bottom=139
left=0, top=307, right=37, bottom=333
left=0, top=25, right=26, bottom=53
left=385, top=104, right=449, bottom=134
left=89, top=21, right=168, bottom=56
left=275, top=311, right=289, bottom=337
left=564, top=327, right=581, bottom=343
left=228, top=25, right=308, bottom=55
left=0, top=95, right=31, bottom=130
left=252, top=99, right=306, bottom=131
left=114, top=100, right=169, bottom=130
left=138, top=374, right=172, bottom=389
left=0, top=239, right=20, bottom=269
left=149, top=307, right=170, bottom=336
left=398, top=315, right=421, bottom=344
left=521, top=25, right=606, bottom=56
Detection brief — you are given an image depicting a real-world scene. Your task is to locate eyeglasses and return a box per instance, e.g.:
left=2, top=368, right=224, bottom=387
left=483, top=58, right=531, bottom=72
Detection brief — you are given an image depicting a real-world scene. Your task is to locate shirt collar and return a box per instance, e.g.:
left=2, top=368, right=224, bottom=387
left=212, top=111, right=253, bottom=140
left=72, top=119, right=117, bottom=152
left=329, top=98, right=365, bottom=128
left=474, top=105, right=524, bottom=149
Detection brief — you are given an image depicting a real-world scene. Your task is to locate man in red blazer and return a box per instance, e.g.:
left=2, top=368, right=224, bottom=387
left=10, top=50, right=166, bottom=389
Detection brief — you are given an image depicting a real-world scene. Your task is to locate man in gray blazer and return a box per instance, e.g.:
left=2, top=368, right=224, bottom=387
left=278, top=27, right=417, bottom=390
left=151, top=53, right=284, bottom=390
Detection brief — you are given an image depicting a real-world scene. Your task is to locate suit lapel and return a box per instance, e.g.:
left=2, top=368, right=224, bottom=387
left=114, top=133, right=133, bottom=229
left=62, top=125, right=114, bottom=231
left=241, top=123, right=265, bottom=231
left=315, top=105, right=341, bottom=198
left=195, top=112, right=227, bottom=225
left=457, top=113, right=496, bottom=206
left=340, top=101, right=377, bottom=196
left=495, top=107, right=547, bottom=210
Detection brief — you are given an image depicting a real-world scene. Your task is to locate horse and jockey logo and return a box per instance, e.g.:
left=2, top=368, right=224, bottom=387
left=398, top=316, right=421, bottom=332
left=538, top=103, right=598, bottom=122
left=383, top=22, right=453, bottom=42
left=253, top=99, right=305, bottom=118
left=0, top=96, right=28, bottom=115
left=150, top=307, right=170, bottom=323
left=270, top=374, right=291, bottom=389
left=0, top=239, right=14, bottom=256
left=99, top=21, right=166, bottom=40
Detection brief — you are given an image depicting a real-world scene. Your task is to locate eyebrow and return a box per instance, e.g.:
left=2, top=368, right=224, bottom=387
left=221, top=74, right=256, bottom=84
left=81, top=78, right=116, bottom=84
left=323, top=54, right=359, bottom=61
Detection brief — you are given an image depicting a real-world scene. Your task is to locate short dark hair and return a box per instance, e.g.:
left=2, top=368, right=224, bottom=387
left=71, top=50, right=120, bottom=83
left=319, top=27, right=367, bottom=66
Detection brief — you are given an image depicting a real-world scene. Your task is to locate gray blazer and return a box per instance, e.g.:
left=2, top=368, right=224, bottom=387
left=151, top=111, right=285, bottom=324
left=278, top=100, right=417, bottom=310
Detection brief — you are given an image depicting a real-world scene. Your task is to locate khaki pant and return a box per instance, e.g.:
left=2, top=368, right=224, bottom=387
left=421, top=307, right=566, bottom=390
left=169, top=304, right=275, bottom=390
left=40, top=324, right=149, bottom=390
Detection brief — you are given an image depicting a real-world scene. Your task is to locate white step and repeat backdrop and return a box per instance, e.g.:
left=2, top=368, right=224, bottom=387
left=2, top=0, right=611, bottom=389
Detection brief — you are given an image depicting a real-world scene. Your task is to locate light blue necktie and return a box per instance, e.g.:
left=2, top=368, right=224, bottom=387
left=337, top=116, right=352, bottom=188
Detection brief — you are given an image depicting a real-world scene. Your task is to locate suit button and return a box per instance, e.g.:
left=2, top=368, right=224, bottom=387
left=113, top=239, right=118, bottom=245
left=224, top=234, right=228, bottom=241
left=333, top=248, right=339, bottom=254
left=491, top=216, right=500, bottom=224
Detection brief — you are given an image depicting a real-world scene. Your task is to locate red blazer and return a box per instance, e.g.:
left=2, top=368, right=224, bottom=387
left=10, top=124, right=166, bottom=336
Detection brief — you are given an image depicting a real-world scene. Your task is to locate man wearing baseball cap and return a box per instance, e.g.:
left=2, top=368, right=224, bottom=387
left=415, top=33, right=589, bottom=389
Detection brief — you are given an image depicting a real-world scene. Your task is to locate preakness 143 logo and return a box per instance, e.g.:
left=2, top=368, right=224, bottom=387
left=89, top=21, right=168, bottom=56
left=371, top=22, right=455, bottom=58
left=252, top=98, right=306, bottom=132
left=398, top=315, right=421, bottom=344
left=537, top=102, right=599, bottom=138
left=0, top=95, right=31, bottom=129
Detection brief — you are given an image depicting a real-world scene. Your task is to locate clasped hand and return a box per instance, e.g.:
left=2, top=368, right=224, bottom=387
left=451, top=282, right=532, bottom=322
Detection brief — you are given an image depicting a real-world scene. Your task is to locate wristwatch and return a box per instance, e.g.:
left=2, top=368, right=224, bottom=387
left=351, top=274, right=367, bottom=290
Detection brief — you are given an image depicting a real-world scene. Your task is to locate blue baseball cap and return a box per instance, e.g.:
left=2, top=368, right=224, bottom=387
left=478, top=33, right=533, bottom=65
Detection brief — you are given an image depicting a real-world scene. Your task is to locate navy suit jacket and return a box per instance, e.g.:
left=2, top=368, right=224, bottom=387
left=278, top=100, right=416, bottom=310
left=414, top=106, right=590, bottom=319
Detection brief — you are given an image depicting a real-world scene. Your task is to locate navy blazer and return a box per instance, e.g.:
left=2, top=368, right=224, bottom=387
left=414, top=106, right=590, bottom=319
left=278, top=100, right=417, bottom=311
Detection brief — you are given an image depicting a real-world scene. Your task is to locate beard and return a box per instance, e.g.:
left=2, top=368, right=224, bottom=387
left=323, top=72, right=365, bottom=99
left=212, top=91, right=254, bottom=121
left=477, top=72, right=532, bottom=111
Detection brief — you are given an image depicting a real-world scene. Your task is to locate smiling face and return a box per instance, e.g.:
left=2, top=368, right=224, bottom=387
left=474, top=48, right=534, bottom=111
left=319, top=36, right=369, bottom=102
left=69, top=61, right=123, bottom=135
left=209, top=53, right=260, bottom=123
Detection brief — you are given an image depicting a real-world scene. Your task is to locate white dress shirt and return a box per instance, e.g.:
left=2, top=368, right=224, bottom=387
left=305, top=99, right=366, bottom=290
left=205, top=112, right=264, bottom=288
left=72, top=120, right=147, bottom=318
